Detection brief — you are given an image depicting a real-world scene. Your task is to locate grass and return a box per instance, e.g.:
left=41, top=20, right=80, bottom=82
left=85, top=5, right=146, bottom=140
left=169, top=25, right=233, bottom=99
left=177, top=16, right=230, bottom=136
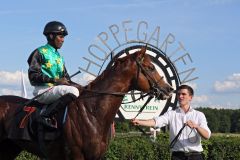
left=212, top=133, right=240, bottom=137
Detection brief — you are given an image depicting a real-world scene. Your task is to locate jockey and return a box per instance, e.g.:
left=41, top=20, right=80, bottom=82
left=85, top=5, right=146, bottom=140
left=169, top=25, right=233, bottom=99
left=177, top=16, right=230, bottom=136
left=27, top=21, right=80, bottom=128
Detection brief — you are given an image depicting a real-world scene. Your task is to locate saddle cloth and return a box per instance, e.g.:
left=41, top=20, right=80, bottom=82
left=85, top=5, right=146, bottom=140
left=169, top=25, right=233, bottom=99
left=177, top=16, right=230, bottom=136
left=7, top=101, right=67, bottom=141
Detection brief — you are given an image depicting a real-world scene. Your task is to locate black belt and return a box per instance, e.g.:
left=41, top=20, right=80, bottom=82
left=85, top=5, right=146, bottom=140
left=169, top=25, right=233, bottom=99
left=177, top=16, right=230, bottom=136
left=172, top=151, right=202, bottom=157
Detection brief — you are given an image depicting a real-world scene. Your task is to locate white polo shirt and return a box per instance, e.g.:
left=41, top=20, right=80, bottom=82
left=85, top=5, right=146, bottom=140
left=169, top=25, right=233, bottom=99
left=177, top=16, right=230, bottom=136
left=153, top=107, right=211, bottom=152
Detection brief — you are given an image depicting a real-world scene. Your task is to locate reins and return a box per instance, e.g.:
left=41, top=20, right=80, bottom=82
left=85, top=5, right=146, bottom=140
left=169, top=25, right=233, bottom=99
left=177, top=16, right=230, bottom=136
left=81, top=88, right=126, bottom=96
left=169, top=123, right=198, bottom=149
left=169, top=124, right=186, bottom=149
left=133, top=94, right=154, bottom=119
left=80, top=88, right=151, bottom=104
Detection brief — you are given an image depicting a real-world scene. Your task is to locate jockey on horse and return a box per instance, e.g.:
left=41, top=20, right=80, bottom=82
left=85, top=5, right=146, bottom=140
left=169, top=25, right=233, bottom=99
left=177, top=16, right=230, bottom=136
left=27, top=21, right=80, bottom=129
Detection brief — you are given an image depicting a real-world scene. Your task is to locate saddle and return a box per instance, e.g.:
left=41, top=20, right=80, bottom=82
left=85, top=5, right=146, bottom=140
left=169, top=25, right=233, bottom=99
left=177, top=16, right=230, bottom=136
left=7, top=99, right=66, bottom=141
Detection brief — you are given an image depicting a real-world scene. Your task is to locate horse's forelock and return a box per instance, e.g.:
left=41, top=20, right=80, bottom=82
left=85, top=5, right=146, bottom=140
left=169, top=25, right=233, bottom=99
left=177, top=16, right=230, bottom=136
left=143, top=53, right=151, bottom=62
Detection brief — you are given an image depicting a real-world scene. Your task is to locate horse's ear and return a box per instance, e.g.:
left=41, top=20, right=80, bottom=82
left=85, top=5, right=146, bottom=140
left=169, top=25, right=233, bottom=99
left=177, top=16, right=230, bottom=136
left=126, top=50, right=130, bottom=56
left=139, top=45, right=147, bottom=59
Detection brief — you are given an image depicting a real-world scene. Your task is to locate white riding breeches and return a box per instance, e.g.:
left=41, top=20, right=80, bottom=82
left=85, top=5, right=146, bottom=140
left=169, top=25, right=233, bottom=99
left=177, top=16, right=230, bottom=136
left=33, top=85, right=79, bottom=104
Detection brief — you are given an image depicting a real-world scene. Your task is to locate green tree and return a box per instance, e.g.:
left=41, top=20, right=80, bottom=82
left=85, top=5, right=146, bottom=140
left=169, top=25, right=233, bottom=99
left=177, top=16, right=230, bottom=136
left=218, top=114, right=231, bottom=133
left=231, top=110, right=240, bottom=133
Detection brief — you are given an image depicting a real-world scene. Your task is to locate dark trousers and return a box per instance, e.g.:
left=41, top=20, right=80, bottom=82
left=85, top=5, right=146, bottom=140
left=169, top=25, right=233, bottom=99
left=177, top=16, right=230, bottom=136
left=171, top=151, right=204, bottom=160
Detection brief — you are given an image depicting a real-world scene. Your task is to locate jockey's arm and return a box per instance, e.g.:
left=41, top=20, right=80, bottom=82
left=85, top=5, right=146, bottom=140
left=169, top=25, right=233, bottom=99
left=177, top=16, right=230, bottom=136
left=27, top=50, right=55, bottom=85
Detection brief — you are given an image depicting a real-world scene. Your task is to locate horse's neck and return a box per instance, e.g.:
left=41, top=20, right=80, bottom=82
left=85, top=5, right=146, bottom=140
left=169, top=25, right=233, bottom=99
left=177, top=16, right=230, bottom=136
left=86, top=68, right=133, bottom=126
left=89, top=66, right=133, bottom=94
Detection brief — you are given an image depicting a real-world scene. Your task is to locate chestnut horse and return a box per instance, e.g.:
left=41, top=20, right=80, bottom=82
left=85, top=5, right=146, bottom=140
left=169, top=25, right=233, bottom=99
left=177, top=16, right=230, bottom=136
left=0, top=47, right=173, bottom=160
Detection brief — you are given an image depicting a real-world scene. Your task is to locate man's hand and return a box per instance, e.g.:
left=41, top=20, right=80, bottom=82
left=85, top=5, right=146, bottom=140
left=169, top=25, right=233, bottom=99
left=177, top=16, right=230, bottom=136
left=131, top=119, right=140, bottom=126
left=186, top=120, right=199, bottom=129
left=54, top=77, right=70, bottom=85
left=186, top=120, right=211, bottom=139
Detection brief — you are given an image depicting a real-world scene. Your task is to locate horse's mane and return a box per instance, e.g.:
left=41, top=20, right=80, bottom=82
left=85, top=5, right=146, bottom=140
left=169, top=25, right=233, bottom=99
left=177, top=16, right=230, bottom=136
left=85, top=53, right=134, bottom=89
left=86, top=69, right=112, bottom=89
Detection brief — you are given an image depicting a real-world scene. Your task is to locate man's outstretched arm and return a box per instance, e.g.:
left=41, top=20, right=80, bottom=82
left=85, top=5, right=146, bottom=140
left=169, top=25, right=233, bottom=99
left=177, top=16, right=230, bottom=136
left=131, top=119, right=156, bottom=127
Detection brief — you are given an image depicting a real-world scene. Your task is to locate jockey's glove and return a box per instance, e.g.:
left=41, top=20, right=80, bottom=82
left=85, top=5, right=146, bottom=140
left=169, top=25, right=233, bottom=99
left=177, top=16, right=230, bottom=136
left=54, top=77, right=70, bottom=85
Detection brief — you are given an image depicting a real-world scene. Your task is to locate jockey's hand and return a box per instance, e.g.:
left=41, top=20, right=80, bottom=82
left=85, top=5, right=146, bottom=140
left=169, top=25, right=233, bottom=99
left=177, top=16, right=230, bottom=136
left=54, top=78, right=70, bottom=85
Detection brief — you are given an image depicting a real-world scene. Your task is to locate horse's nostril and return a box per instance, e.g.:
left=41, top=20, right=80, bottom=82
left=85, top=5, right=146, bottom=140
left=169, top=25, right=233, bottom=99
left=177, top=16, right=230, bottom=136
left=169, top=87, right=174, bottom=92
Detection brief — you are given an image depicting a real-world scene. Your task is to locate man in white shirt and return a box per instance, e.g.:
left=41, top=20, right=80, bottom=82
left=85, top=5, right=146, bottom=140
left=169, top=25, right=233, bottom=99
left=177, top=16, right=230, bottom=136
left=131, top=85, right=211, bottom=160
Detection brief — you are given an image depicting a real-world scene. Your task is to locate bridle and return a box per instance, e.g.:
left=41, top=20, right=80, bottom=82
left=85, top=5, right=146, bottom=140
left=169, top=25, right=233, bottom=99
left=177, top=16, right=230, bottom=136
left=135, top=57, right=170, bottom=100
left=130, top=56, right=170, bottom=119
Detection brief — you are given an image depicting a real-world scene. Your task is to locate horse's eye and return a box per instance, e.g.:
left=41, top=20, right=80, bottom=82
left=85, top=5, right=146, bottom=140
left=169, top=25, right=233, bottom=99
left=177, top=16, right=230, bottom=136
left=148, top=65, right=155, bottom=71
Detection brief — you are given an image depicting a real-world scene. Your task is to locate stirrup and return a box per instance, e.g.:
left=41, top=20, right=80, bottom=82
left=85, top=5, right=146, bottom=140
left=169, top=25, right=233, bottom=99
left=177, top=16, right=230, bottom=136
left=38, top=117, right=57, bottom=130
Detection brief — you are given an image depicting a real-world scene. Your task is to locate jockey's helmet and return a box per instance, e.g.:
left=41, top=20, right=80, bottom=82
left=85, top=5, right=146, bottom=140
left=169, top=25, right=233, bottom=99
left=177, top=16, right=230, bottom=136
left=43, top=21, right=68, bottom=36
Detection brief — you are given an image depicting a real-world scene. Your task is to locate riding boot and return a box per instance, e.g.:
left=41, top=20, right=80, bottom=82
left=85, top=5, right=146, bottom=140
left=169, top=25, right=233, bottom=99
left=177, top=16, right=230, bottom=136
left=39, top=93, right=77, bottom=129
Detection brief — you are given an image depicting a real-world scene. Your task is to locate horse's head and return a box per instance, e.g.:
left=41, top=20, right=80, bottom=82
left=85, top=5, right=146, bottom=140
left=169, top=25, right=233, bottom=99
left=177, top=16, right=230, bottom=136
left=123, top=47, right=174, bottom=100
